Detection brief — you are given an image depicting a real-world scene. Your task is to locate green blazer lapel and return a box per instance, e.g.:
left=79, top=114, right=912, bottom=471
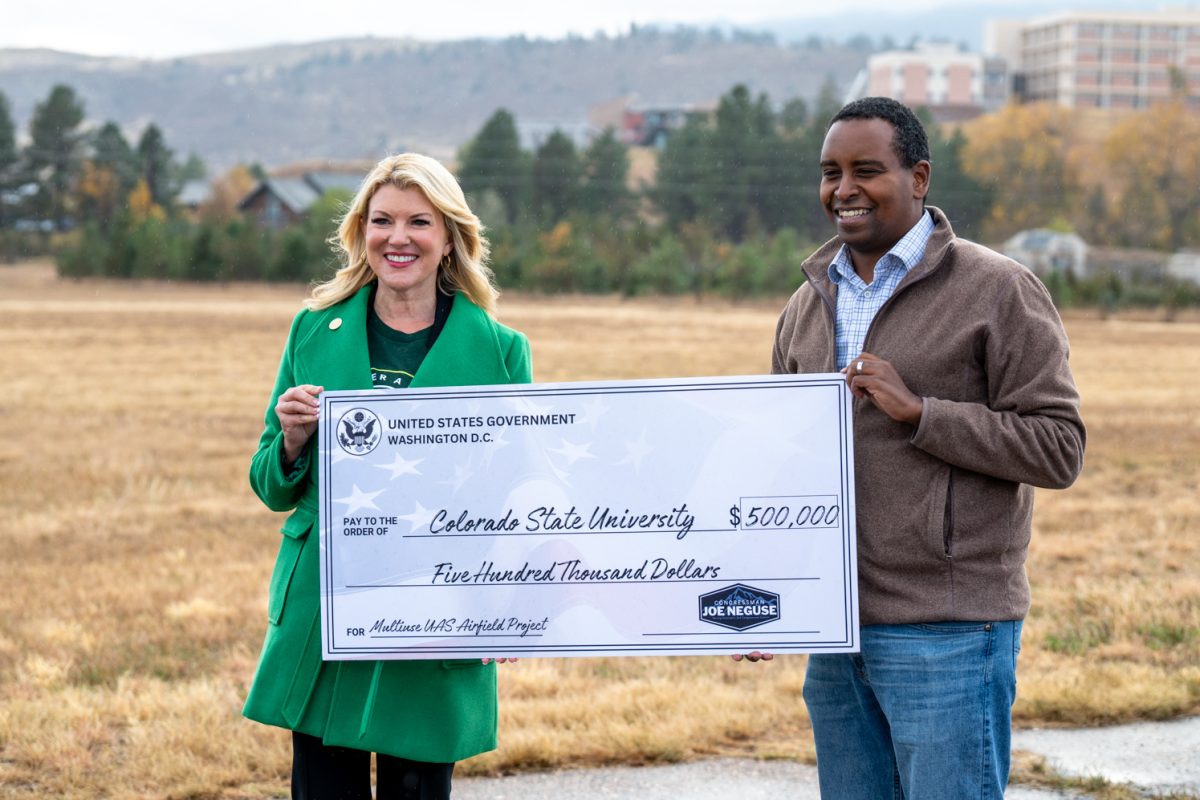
left=294, top=285, right=374, bottom=391
left=410, top=294, right=510, bottom=389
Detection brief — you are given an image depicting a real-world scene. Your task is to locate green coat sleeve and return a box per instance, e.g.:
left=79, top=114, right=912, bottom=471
left=504, top=329, right=533, bottom=384
left=249, top=310, right=313, bottom=512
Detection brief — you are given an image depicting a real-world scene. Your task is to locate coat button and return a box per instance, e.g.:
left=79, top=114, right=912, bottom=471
left=329, top=318, right=343, bottom=330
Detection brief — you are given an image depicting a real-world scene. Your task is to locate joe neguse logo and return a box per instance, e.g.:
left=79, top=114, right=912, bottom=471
left=699, top=584, right=781, bottom=631
left=337, top=408, right=382, bottom=456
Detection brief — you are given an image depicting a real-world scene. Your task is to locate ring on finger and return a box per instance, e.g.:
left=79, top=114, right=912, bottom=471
left=856, top=360, right=865, bottom=374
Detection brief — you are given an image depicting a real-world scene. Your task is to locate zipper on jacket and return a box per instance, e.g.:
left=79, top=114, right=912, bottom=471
left=807, top=277, right=840, bottom=370
left=942, top=469, right=955, bottom=558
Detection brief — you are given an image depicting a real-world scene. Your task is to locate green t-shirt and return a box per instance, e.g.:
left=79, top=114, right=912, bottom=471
left=367, top=306, right=431, bottom=390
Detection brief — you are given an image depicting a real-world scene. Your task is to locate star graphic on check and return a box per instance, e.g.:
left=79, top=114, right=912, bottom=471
left=548, top=439, right=596, bottom=466
left=578, top=397, right=610, bottom=430
left=479, top=427, right=511, bottom=470
left=548, top=462, right=571, bottom=486
left=617, top=430, right=653, bottom=471
left=398, top=500, right=437, bottom=533
left=439, top=462, right=474, bottom=492
left=334, top=484, right=383, bottom=515
left=375, top=453, right=423, bottom=479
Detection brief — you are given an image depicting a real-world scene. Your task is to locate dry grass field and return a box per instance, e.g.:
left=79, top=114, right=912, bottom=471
left=0, top=260, right=1197, bottom=798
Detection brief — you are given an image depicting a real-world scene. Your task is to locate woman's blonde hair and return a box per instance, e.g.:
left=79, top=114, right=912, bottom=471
left=307, top=153, right=498, bottom=316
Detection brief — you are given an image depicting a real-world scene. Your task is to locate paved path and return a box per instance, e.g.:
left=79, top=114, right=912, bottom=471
left=455, top=758, right=1073, bottom=798
left=455, top=716, right=1200, bottom=799
left=1013, top=716, right=1200, bottom=796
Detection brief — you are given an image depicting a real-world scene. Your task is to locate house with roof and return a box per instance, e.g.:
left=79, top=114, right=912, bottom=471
left=1002, top=228, right=1089, bottom=278
left=1167, top=252, right=1200, bottom=286
left=238, top=169, right=365, bottom=229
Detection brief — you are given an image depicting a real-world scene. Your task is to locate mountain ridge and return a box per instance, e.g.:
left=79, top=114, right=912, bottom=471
left=0, top=31, right=870, bottom=170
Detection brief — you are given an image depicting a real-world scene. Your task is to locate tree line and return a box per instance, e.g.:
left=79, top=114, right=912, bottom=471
left=0, top=85, right=205, bottom=250
left=3, top=81, right=1198, bottom=308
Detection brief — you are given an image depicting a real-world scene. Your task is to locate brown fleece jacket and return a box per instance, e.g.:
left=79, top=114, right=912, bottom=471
left=772, top=207, right=1085, bottom=625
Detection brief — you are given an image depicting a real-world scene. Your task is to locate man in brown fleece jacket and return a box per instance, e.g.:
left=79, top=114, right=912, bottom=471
left=770, top=97, right=1085, bottom=798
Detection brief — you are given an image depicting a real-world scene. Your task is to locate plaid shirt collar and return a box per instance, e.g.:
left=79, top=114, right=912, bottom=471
left=827, top=209, right=935, bottom=289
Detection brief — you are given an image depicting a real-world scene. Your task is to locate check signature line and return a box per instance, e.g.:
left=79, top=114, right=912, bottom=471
left=403, top=527, right=836, bottom=538
left=369, top=633, right=545, bottom=639
left=345, top=577, right=821, bottom=588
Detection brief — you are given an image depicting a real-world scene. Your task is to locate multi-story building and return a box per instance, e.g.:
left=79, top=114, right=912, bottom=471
left=993, top=9, right=1200, bottom=110
left=851, top=42, right=1008, bottom=121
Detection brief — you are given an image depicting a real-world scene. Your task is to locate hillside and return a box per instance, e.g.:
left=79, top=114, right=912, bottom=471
left=0, top=29, right=870, bottom=170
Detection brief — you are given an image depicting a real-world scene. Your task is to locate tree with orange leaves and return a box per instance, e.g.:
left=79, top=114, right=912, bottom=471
left=960, top=102, right=1084, bottom=242
left=1103, top=98, right=1200, bottom=251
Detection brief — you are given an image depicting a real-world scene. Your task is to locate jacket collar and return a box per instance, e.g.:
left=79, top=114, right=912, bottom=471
left=295, top=282, right=510, bottom=391
left=411, top=292, right=510, bottom=388
left=296, top=284, right=375, bottom=391
left=802, top=206, right=957, bottom=294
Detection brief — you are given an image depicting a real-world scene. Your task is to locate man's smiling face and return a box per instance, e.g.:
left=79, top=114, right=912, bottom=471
left=819, top=117, right=930, bottom=273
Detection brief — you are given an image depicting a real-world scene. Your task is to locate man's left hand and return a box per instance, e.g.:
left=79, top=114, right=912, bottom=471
left=845, top=352, right=923, bottom=426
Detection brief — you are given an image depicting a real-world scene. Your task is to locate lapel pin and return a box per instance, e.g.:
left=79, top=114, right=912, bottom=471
left=329, top=318, right=343, bottom=330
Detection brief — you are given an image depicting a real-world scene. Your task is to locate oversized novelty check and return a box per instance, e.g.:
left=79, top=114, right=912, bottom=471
left=317, top=374, right=858, bottom=659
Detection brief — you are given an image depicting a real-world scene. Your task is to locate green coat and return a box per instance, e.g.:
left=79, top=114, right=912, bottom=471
left=242, top=285, right=531, bottom=762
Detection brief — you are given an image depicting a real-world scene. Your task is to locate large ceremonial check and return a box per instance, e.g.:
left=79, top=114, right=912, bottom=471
left=317, top=374, right=858, bottom=660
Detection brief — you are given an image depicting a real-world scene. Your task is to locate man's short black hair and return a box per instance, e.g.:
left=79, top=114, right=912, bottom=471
left=830, top=97, right=931, bottom=169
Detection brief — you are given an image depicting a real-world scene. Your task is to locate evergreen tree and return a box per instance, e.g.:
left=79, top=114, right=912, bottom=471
left=793, top=77, right=846, bottom=242
left=806, top=76, right=844, bottom=147
left=458, top=109, right=528, bottom=225
left=79, top=122, right=139, bottom=232
left=578, top=127, right=631, bottom=218
left=659, top=85, right=794, bottom=241
left=136, top=124, right=175, bottom=210
left=925, top=125, right=991, bottom=241
left=710, top=85, right=761, bottom=239
left=27, top=84, right=85, bottom=229
left=653, top=116, right=712, bottom=230
left=531, top=130, right=581, bottom=226
left=176, top=153, right=207, bottom=183
left=0, top=91, right=18, bottom=231
left=0, top=92, right=15, bottom=182
left=780, top=97, right=810, bottom=135
left=91, top=122, right=138, bottom=190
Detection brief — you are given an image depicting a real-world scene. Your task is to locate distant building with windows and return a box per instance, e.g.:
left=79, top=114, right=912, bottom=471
left=845, top=42, right=1007, bottom=122
left=988, top=9, right=1200, bottom=110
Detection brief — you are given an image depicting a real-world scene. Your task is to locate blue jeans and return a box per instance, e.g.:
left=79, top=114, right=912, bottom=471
left=803, top=621, right=1022, bottom=800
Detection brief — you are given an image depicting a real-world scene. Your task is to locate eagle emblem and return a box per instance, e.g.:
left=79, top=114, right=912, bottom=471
left=336, top=408, right=382, bottom=455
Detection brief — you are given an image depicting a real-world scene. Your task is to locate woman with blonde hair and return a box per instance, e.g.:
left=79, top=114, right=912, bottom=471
left=243, top=153, right=530, bottom=799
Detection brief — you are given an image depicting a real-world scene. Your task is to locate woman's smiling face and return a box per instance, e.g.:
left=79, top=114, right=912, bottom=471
left=363, top=183, right=452, bottom=303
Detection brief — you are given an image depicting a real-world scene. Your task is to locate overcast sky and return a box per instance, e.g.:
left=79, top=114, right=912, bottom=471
left=1, top=0, right=1111, bottom=59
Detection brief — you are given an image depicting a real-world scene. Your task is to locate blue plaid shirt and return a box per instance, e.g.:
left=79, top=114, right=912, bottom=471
left=828, top=210, right=936, bottom=370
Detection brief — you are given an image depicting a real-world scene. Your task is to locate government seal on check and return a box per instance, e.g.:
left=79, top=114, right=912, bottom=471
left=317, top=374, right=858, bottom=659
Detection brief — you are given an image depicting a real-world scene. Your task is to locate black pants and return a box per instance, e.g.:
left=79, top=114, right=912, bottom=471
left=291, top=731, right=454, bottom=800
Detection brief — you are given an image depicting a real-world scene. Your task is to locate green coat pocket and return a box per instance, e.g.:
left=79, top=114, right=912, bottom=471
left=268, top=514, right=312, bottom=624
